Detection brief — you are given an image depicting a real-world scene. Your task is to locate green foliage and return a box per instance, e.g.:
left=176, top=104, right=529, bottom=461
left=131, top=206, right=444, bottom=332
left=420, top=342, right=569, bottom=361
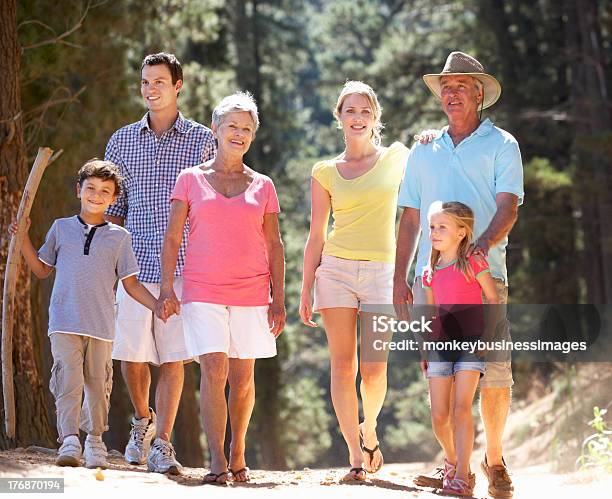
left=279, top=377, right=333, bottom=468
left=510, top=157, right=577, bottom=303
left=577, top=407, right=612, bottom=473
left=383, top=366, right=437, bottom=461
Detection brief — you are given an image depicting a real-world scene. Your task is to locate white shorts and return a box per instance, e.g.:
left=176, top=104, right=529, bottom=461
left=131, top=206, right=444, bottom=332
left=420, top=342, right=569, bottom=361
left=112, top=277, right=190, bottom=365
left=182, top=302, right=277, bottom=359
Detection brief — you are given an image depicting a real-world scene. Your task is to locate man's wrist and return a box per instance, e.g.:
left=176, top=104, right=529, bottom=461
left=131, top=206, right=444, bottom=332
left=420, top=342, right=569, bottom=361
left=477, top=235, right=493, bottom=250
left=393, top=273, right=408, bottom=285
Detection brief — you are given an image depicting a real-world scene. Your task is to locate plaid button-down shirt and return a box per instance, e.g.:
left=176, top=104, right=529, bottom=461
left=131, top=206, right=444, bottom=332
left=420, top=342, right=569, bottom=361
left=105, top=112, right=216, bottom=283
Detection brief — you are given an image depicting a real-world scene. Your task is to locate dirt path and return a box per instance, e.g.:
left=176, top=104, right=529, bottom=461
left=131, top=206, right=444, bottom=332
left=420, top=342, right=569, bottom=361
left=0, top=447, right=610, bottom=498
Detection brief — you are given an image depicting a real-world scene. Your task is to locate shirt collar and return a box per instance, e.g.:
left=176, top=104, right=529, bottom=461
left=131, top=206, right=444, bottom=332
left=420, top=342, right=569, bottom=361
left=475, top=118, right=494, bottom=136
left=438, top=118, right=494, bottom=144
left=138, top=113, right=151, bottom=132
left=173, top=112, right=190, bottom=134
left=138, top=111, right=190, bottom=134
left=76, top=215, right=108, bottom=228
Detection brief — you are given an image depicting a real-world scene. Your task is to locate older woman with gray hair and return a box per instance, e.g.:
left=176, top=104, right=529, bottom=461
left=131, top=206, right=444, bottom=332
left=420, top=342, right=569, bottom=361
left=158, top=91, right=286, bottom=485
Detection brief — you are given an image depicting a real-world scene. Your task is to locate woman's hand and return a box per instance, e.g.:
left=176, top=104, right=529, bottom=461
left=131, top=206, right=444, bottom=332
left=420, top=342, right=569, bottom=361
left=158, top=286, right=181, bottom=319
left=299, top=289, right=318, bottom=328
left=154, top=299, right=173, bottom=322
left=420, top=359, right=428, bottom=378
left=268, top=299, right=286, bottom=338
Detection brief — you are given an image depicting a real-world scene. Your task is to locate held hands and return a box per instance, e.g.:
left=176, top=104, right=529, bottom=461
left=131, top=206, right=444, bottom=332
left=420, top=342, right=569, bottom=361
left=154, top=299, right=175, bottom=323
left=155, top=287, right=181, bottom=322
left=268, top=299, right=286, bottom=338
left=299, top=289, right=317, bottom=328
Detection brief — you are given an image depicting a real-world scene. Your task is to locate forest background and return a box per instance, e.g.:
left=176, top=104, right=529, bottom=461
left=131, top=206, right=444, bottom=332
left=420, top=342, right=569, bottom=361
left=1, top=0, right=611, bottom=474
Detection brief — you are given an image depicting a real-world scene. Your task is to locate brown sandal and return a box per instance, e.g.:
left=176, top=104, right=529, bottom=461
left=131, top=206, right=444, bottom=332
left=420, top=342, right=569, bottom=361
left=229, top=467, right=250, bottom=483
left=203, top=471, right=229, bottom=485
left=343, top=467, right=366, bottom=482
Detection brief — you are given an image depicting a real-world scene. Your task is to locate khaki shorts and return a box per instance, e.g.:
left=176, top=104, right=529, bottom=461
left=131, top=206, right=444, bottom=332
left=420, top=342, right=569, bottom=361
left=413, top=276, right=513, bottom=388
left=112, top=277, right=189, bottom=365
left=314, top=255, right=394, bottom=311
left=182, top=302, right=277, bottom=359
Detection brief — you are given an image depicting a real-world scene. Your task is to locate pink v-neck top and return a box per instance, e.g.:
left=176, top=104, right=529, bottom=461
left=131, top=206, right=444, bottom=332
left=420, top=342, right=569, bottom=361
left=171, top=166, right=280, bottom=306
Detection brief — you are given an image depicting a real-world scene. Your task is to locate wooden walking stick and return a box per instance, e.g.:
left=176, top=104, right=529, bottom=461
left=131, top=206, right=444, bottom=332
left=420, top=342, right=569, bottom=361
left=2, top=147, right=61, bottom=438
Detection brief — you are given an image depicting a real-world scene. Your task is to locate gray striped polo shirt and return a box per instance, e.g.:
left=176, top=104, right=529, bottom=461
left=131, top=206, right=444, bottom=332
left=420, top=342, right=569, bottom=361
left=38, top=215, right=139, bottom=341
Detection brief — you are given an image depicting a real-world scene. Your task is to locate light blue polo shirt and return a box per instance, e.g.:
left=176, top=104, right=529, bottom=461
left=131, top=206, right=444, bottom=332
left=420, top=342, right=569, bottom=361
left=398, top=118, right=524, bottom=284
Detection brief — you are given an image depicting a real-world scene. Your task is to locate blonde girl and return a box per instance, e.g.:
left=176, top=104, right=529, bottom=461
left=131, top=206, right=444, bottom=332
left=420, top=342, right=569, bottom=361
left=421, top=201, right=499, bottom=496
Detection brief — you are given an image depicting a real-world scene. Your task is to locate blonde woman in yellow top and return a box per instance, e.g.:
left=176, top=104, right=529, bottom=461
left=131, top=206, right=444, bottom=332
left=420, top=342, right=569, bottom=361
left=299, top=81, right=408, bottom=481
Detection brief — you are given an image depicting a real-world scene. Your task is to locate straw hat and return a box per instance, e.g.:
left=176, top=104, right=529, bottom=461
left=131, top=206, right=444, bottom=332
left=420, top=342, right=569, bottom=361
left=423, top=51, right=501, bottom=110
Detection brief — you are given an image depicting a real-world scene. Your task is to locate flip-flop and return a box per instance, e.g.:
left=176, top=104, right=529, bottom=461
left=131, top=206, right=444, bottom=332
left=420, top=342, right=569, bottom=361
left=343, top=467, right=367, bottom=482
left=359, top=423, right=384, bottom=473
left=203, top=471, right=229, bottom=485
left=229, top=467, right=250, bottom=483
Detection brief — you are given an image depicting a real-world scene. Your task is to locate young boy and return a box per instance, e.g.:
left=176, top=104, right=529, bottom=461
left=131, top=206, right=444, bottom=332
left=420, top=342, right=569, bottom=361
left=10, top=159, right=166, bottom=469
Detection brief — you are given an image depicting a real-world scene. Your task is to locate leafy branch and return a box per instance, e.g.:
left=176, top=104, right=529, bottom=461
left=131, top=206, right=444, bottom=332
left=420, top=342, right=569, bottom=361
left=19, top=0, right=107, bottom=51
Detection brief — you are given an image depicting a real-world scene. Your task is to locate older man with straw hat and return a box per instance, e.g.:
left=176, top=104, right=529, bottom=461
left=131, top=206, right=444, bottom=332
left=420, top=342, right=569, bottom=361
left=394, top=51, right=523, bottom=497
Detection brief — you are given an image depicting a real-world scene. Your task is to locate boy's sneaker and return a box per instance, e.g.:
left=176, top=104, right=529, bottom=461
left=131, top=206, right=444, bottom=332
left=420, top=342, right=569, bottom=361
left=147, top=438, right=182, bottom=475
left=56, top=435, right=82, bottom=467
left=84, top=434, right=108, bottom=469
left=124, top=408, right=156, bottom=465
left=481, top=456, right=514, bottom=498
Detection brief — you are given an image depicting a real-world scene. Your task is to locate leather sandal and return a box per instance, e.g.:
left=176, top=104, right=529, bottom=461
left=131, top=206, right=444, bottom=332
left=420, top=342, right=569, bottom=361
left=359, top=423, right=384, bottom=473
left=229, top=467, right=250, bottom=483
left=203, top=470, right=229, bottom=485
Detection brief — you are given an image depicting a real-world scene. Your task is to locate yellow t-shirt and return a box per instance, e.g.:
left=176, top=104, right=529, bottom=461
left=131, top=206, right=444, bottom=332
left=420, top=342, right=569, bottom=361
left=311, top=141, right=409, bottom=263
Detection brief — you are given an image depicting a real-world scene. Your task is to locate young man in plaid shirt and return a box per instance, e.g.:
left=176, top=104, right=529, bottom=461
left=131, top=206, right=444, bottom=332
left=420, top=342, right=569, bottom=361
left=105, top=52, right=216, bottom=474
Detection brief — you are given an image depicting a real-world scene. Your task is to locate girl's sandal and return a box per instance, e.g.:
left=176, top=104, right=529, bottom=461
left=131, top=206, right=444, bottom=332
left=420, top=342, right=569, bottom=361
left=203, top=471, right=229, bottom=486
left=229, top=467, right=250, bottom=483
left=442, top=477, right=473, bottom=497
left=443, top=458, right=457, bottom=481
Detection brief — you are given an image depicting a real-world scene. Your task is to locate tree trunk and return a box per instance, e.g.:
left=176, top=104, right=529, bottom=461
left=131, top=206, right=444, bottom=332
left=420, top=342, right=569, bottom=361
left=0, top=0, right=54, bottom=448
left=566, top=0, right=612, bottom=303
